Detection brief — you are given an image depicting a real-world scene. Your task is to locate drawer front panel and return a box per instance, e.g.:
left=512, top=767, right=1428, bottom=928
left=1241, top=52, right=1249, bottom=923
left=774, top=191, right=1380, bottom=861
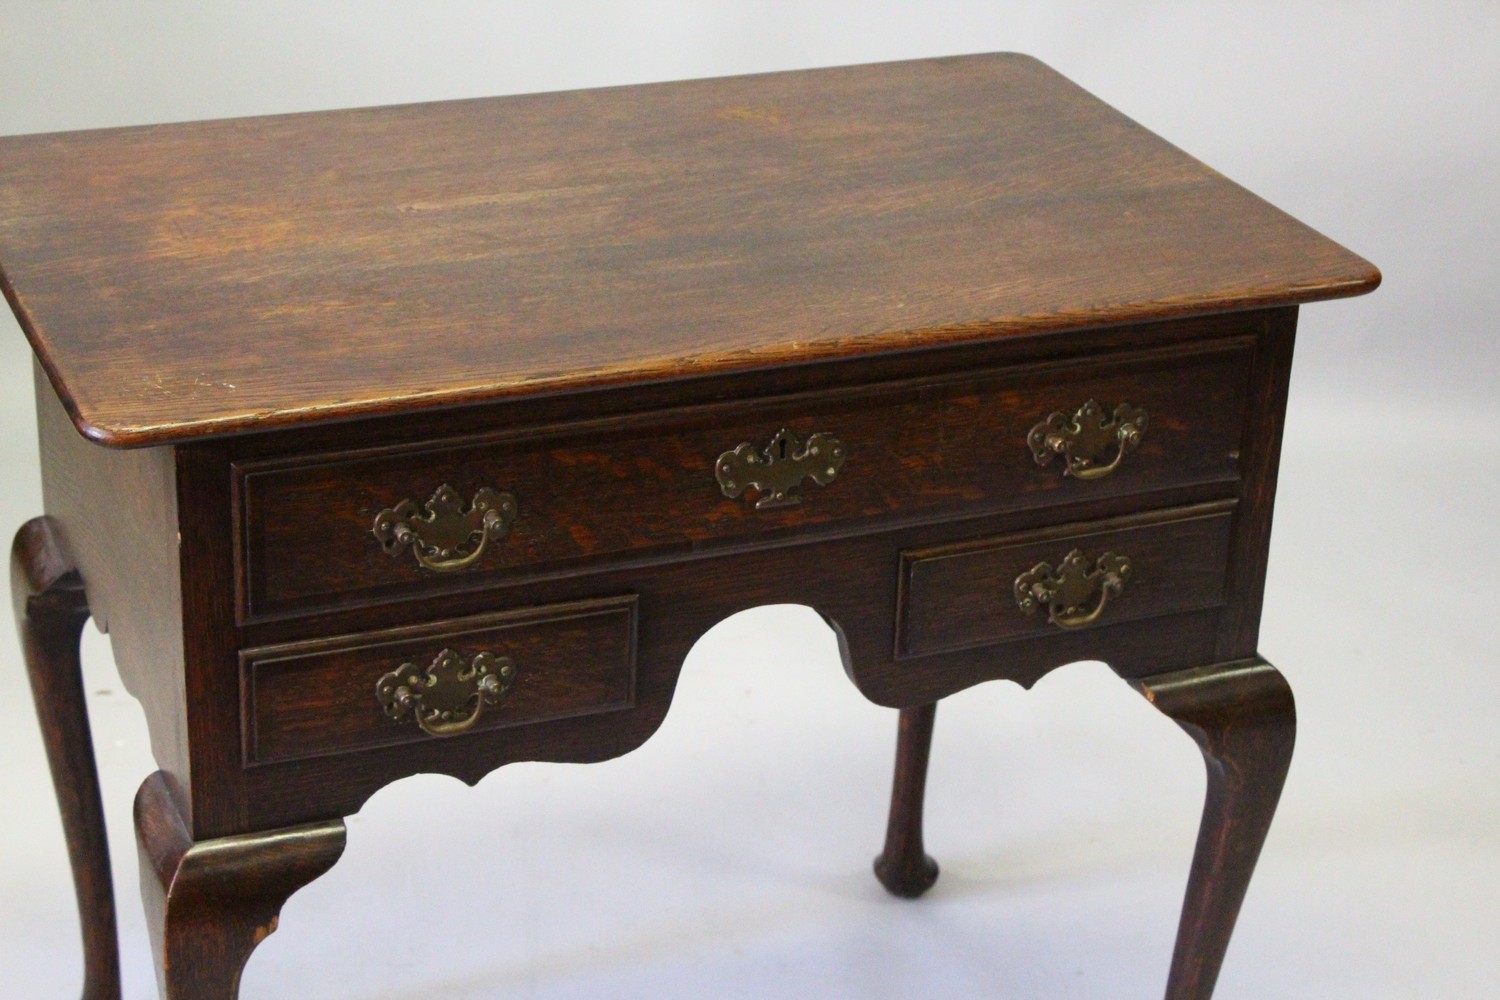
left=241, top=595, right=637, bottom=765
left=238, top=339, right=1252, bottom=620
left=897, top=502, right=1234, bottom=658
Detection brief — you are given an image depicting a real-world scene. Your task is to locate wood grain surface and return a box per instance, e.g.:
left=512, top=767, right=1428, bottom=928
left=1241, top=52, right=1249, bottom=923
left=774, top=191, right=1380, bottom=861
left=134, top=771, right=345, bottom=1000
left=13, top=517, right=121, bottom=1000
left=236, top=335, right=1252, bottom=620
left=1134, top=658, right=1297, bottom=1000
left=897, top=500, right=1235, bottom=658
left=0, top=53, right=1378, bottom=447
left=241, top=595, right=637, bottom=765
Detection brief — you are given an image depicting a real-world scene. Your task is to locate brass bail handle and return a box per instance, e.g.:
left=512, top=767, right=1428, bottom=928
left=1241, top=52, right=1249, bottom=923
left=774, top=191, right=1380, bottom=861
left=1013, top=549, right=1132, bottom=629
left=376, top=649, right=516, bottom=737
left=1028, top=400, right=1148, bottom=481
left=373, top=484, right=518, bottom=572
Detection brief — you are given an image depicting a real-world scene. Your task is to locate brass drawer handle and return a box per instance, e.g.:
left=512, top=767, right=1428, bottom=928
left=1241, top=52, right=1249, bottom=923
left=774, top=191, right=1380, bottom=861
left=376, top=649, right=515, bottom=737
left=1014, top=549, right=1132, bottom=628
left=1028, top=400, right=1148, bottom=480
left=372, top=484, right=517, bottom=572
left=715, top=427, right=846, bottom=510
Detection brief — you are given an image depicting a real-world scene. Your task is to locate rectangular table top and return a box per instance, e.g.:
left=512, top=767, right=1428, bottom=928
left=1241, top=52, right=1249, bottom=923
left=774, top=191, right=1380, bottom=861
left=0, top=53, right=1378, bottom=448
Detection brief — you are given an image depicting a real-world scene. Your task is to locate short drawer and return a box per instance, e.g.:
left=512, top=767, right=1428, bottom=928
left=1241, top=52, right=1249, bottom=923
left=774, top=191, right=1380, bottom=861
left=237, top=338, right=1252, bottom=620
left=897, top=502, right=1234, bottom=658
left=240, top=595, right=637, bottom=765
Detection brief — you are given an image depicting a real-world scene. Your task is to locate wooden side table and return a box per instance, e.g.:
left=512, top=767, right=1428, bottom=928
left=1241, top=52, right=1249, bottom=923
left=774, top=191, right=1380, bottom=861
left=1, top=54, right=1378, bottom=999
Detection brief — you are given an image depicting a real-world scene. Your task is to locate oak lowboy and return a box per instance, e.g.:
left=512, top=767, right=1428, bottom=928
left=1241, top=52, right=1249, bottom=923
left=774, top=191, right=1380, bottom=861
left=2, top=53, right=1377, bottom=1000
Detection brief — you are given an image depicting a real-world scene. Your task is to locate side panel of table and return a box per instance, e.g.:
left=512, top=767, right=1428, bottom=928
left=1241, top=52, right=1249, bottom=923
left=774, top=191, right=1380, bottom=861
left=35, top=365, right=195, bottom=821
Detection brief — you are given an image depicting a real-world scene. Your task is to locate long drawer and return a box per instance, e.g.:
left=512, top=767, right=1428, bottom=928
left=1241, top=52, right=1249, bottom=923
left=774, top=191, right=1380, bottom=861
left=235, top=338, right=1252, bottom=621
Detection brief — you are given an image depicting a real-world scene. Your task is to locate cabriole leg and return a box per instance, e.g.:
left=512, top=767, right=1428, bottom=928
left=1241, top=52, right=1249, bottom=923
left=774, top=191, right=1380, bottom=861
left=12, top=516, right=120, bottom=1000
left=134, top=773, right=346, bottom=1000
left=873, top=701, right=941, bottom=898
left=1133, top=657, right=1296, bottom=1000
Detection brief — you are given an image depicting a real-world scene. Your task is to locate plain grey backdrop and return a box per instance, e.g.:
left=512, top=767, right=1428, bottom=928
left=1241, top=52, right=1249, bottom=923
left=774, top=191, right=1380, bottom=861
left=1, top=4, right=1495, bottom=998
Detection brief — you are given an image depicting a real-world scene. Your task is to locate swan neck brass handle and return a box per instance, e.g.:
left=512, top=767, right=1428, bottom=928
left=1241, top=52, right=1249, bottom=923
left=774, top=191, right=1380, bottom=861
left=375, top=649, right=515, bottom=737
left=1014, top=549, right=1132, bottom=629
left=372, top=484, right=518, bottom=572
left=1028, top=401, right=1147, bottom=481
left=716, top=427, right=846, bottom=509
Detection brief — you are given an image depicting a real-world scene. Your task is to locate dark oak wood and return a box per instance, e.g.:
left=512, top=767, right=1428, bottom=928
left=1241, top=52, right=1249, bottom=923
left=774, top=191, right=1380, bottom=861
left=134, top=771, right=345, bottom=1000
left=1215, top=309, right=1298, bottom=662
left=217, top=310, right=1279, bottom=466
left=227, top=516, right=1235, bottom=832
left=898, top=500, right=1235, bottom=658
left=237, top=336, right=1252, bottom=620
left=35, top=363, right=194, bottom=821
left=241, top=595, right=637, bottom=765
left=873, top=702, right=940, bottom=898
left=0, top=53, right=1376, bottom=448
left=3, top=54, right=1378, bottom=1000
left=12, top=517, right=121, bottom=1000
left=161, top=310, right=1294, bottom=837
left=1132, top=658, right=1296, bottom=1000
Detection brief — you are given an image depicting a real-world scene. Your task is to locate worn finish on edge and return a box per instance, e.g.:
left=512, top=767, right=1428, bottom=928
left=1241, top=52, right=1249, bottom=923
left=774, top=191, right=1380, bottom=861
left=0, top=53, right=1378, bottom=446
